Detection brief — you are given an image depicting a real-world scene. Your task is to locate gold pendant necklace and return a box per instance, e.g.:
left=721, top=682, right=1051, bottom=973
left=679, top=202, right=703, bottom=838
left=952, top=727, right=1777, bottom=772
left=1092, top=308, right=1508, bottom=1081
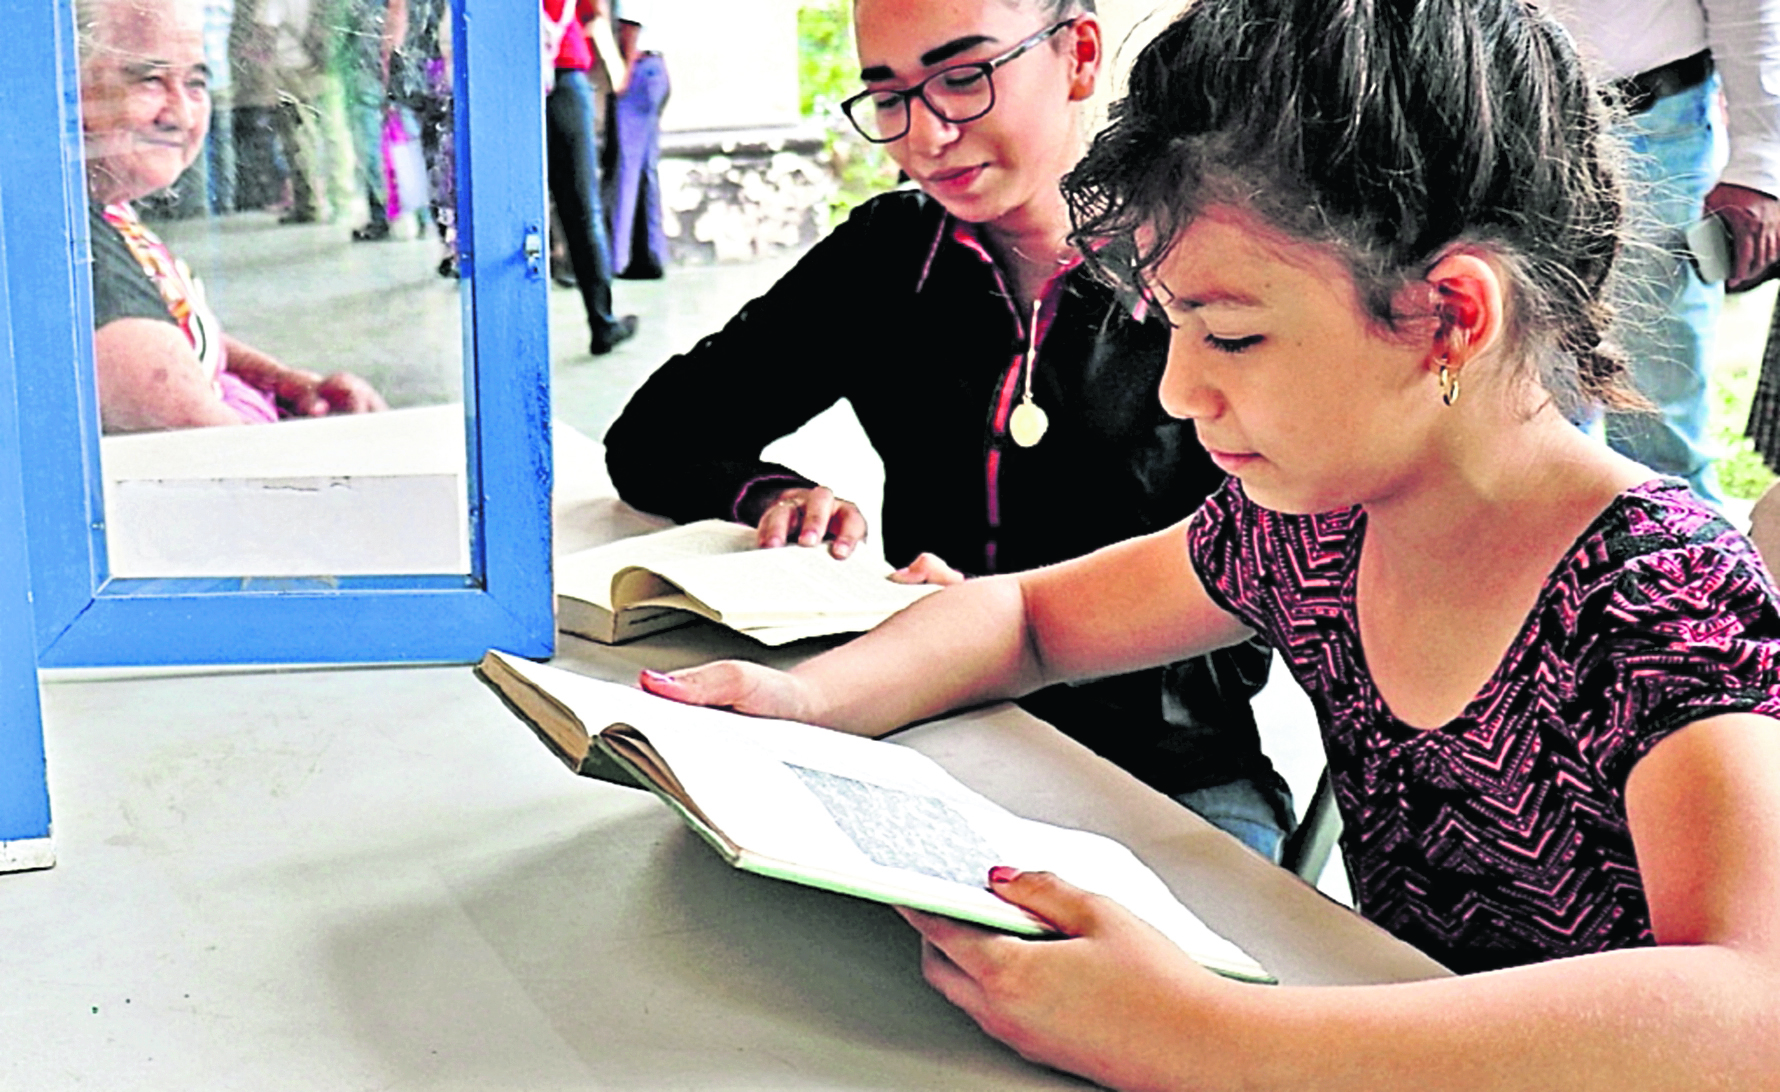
left=1008, top=298, right=1048, bottom=448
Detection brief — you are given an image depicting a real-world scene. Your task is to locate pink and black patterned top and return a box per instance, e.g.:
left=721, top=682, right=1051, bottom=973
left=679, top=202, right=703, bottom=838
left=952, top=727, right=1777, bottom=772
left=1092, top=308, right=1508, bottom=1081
left=1189, top=478, right=1780, bottom=973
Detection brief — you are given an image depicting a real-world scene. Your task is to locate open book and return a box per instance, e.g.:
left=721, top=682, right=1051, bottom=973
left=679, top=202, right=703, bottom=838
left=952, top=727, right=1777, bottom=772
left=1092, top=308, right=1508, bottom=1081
left=556, top=520, right=943, bottom=646
left=477, top=650, right=1269, bottom=981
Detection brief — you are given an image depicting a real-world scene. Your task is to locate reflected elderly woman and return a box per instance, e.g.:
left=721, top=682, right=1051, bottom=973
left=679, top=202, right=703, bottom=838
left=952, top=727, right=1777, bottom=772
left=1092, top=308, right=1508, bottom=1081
left=78, top=0, right=386, bottom=432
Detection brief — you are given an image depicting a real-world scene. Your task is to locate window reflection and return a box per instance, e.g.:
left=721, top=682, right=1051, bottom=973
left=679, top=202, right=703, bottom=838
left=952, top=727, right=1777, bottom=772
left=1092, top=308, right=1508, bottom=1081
left=76, top=0, right=469, bottom=576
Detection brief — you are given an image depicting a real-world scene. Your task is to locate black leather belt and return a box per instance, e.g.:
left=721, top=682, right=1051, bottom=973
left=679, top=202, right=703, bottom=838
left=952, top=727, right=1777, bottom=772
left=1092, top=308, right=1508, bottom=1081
left=1612, top=50, right=1713, bottom=114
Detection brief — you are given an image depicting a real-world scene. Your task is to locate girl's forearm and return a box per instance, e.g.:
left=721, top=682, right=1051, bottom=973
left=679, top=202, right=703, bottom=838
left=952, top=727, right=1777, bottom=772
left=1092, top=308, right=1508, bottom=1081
left=787, top=523, right=1252, bottom=737
left=1189, top=944, right=1780, bottom=1092
left=790, top=574, right=1050, bottom=736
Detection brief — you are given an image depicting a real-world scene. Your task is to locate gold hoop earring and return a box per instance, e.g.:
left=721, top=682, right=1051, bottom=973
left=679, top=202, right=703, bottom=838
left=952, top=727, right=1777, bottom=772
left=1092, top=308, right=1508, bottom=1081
left=1437, top=362, right=1460, bottom=407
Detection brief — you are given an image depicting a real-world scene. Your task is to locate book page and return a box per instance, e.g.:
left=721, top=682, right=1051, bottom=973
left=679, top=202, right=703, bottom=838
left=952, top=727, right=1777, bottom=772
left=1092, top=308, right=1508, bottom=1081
left=733, top=614, right=905, bottom=646
left=492, top=656, right=1264, bottom=978
left=612, top=603, right=902, bottom=646
left=556, top=520, right=758, bottom=611
left=640, top=544, right=941, bottom=627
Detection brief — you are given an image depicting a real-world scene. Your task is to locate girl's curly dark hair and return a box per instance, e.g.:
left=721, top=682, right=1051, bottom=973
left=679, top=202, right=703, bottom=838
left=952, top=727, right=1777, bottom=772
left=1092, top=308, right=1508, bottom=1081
left=1063, top=0, right=1644, bottom=414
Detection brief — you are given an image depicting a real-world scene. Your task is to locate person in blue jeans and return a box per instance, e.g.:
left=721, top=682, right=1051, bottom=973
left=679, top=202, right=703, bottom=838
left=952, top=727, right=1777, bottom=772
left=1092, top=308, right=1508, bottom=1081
left=337, top=0, right=396, bottom=241
left=1603, top=76, right=1732, bottom=502
left=1553, top=4, right=1780, bottom=506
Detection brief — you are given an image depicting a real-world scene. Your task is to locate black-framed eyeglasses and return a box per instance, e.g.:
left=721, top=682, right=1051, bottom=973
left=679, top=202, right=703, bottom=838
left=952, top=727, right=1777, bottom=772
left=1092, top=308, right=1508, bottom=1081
left=839, top=18, right=1078, bottom=144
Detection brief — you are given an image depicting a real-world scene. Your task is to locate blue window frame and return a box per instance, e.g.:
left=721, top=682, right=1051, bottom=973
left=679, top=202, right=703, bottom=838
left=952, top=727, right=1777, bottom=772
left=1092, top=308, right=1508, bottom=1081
left=0, top=167, right=53, bottom=861
left=2, top=0, right=555, bottom=668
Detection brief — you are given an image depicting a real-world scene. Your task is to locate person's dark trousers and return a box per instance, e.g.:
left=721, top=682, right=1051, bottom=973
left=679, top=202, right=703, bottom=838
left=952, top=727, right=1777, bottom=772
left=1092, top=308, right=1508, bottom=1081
left=607, top=51, right=670, bottom=278
left=207, top=101, right=236, bottom=213
left=232, top=104, right=285, bottom=211
left=409, top=86, right=455, bottom=243
left=546, top=69, right=624, bottom=344
left=271, top=99, right=322, bottom=222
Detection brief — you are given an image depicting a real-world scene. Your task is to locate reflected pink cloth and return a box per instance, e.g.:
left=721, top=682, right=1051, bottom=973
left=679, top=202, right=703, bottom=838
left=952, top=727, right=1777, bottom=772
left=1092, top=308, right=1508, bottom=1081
left=217, top=369, right=278, bottom=424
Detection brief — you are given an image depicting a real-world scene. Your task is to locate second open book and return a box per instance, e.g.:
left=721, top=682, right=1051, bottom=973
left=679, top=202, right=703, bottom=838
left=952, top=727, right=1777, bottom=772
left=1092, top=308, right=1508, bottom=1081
left=555, top=519, right=943, bottom=646
left=478, top=650, right=1269, bottom=982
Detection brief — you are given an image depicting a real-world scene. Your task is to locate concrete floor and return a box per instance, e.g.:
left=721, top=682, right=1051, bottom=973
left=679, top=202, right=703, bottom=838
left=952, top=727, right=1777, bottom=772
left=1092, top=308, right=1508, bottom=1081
left=155, top=209, right=806, bottom=424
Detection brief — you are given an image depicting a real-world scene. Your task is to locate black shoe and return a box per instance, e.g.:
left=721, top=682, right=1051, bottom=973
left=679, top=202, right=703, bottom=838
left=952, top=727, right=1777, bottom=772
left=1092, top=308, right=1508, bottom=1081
left=589, top=315, right=638, bottom=355
left=551, top=268, right=579, bottom=288
left=437, top=254, right=460, bottom=279
left=617, top=262, right=665, bottom=280
left=279, top=209, right=318, bottom=225
left=351, top=221, right=391, bottom=242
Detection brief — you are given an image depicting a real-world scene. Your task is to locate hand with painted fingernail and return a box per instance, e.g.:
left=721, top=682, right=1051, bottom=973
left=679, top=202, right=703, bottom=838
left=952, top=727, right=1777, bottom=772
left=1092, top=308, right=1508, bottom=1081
left=638, top=659, right=820, bottom=723
left=894, top=867, right=1226, bottom=1092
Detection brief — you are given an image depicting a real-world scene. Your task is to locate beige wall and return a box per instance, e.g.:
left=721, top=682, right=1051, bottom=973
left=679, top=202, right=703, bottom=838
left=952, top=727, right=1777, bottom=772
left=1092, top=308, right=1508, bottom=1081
left=643, top=0, right=803, bottom=133
left=1089, top=0, right=1183, bottom=130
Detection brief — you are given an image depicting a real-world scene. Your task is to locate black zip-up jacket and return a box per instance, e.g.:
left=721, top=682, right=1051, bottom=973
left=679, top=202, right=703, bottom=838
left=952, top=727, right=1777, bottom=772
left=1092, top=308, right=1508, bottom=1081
left=606, top=191, right=1287, bottom=807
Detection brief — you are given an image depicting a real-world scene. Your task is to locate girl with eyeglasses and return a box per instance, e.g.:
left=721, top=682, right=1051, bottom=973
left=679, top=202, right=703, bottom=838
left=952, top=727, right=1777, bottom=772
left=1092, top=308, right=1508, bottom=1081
left=606, top=0, right=1295, bottom=860
left=642, top=0, right=1780, bottom=1086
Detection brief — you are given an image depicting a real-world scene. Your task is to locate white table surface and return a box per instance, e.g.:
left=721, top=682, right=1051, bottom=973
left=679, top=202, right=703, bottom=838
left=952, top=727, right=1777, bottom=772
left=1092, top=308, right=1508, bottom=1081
left=100, top=403, right=471, bottom=577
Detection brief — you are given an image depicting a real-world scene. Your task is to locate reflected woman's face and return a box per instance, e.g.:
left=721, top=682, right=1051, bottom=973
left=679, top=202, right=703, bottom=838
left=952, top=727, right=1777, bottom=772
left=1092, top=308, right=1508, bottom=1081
left=79, top=0, right=211, bottom=206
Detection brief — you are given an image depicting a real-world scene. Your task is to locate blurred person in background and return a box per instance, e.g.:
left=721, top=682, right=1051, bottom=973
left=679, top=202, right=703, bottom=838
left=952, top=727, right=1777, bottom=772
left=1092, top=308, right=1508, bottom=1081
left=604, top=0, right=668, bottom=280
left=388, top=0, right=457, bottom=275
left=337, top=0, right=397, bottom=240
left=1551, top=0, right=1780, bottom=505
left=544, top=0, right=638, bottom=354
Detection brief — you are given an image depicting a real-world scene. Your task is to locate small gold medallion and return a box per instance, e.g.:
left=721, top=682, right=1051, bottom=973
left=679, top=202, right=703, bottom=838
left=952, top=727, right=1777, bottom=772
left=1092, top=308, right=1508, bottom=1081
left=1009, top=299, right=1047, bottom=448
left=1009, top=399, right=1048, bottom=447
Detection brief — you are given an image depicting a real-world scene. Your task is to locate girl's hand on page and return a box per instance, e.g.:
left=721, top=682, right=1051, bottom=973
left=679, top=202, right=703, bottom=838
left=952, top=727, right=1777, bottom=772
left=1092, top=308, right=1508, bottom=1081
left=890, top=552, right=966, bottom=586
left=755, top=485, right=869, bottom=559
left=639, top=660, right=817, bottom=722
left=896, top=868, right=1229, bottom=1092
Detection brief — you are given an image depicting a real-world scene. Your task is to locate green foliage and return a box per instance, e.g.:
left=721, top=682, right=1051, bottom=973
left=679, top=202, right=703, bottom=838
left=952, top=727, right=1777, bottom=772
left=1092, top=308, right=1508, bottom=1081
left=797, top=0, right=902, bottom=226
left=797, top=1, right=855, bottom=118
left=1710, top=366, right=1770, bottom=500
left=1714, top=440, right=1773, bottom=501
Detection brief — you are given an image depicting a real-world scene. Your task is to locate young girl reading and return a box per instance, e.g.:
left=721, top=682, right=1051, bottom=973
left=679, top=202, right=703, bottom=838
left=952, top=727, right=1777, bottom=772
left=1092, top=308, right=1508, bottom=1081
left=642, top=0, right=1780, bottom=1086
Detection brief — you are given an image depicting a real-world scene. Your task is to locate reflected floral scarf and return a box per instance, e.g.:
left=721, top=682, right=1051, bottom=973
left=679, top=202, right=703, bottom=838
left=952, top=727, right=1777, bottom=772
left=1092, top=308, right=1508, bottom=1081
left=100, top=202, right=221, bottom=386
